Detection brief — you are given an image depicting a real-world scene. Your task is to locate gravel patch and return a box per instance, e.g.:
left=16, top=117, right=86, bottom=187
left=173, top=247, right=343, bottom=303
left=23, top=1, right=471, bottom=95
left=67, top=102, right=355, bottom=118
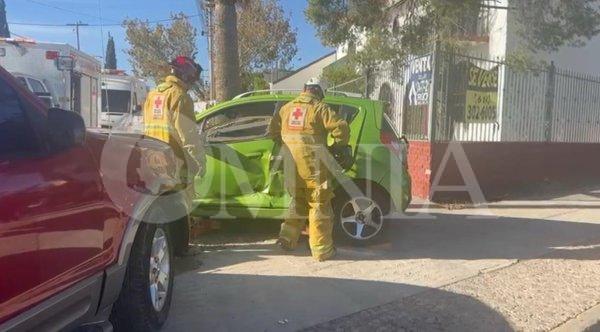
left=306, top=240, right=600, bottom=332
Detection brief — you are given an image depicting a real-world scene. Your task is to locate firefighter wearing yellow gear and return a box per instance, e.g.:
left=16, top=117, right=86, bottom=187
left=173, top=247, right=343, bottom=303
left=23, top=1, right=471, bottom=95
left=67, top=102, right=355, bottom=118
left=144, top=56, right=205, bottom=188
left=269, top=78, right=350, bottom=261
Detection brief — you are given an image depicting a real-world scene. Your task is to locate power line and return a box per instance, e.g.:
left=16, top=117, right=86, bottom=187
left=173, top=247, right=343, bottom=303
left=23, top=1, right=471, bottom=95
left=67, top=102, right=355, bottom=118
left=8, top=14, right=202, bottom=28
left=98, top=0, right=106, bottom=68
left=197, top=0, right=215, bottom=100
left=10, top=31, right=29, bottom=39
left=8, top=22, right=67, bottom=27
left=24, top=0, right=119, bottom=23
left=122, top=14, right=202, bottom=25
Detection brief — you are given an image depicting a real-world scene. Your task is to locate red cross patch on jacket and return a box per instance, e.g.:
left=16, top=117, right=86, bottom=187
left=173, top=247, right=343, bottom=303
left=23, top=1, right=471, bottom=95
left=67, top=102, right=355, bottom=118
left=152, top=94, right=165, bottom=120
left=288, top=106, right=307, bottom=130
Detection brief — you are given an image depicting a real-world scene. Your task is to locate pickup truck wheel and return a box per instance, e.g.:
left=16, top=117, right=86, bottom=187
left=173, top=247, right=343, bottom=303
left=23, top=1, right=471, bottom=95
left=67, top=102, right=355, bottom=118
left=110, top=218, right=174, bottom=331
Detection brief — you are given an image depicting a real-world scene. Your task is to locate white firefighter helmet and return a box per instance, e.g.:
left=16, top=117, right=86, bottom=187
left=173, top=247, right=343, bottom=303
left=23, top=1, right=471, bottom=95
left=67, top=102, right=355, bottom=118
left=304, top=77, right=325, bottom=99
left=305, top=77, right=323, bottom=88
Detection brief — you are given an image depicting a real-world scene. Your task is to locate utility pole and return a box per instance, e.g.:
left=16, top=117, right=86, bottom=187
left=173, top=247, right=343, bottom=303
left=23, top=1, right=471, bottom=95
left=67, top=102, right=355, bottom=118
left=67, top=21, right=89, bottom=50
left=197, top=0, right=216, bottom=101
left=0, top=0, right=10, bottom=38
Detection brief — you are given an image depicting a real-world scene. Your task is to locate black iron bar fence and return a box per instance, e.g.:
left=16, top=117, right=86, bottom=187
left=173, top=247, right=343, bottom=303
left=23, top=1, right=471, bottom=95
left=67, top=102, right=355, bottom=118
left=333, top=50, right=600, bottom=143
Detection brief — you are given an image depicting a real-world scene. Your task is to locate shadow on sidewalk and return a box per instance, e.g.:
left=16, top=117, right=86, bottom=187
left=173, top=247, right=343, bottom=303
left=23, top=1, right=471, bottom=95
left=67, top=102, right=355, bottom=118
left=165, top=274, right=514, bottom=332
left=177, top=212, right=600, bottom=275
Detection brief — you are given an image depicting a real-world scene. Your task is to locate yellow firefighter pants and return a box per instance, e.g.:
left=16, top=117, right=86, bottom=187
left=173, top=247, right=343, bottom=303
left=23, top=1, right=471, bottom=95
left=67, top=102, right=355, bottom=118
left=279, top=176, right=335, bottom=261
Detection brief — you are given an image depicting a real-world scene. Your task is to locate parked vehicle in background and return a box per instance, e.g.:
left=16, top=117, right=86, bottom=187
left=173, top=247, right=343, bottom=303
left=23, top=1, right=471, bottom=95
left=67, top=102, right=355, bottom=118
left=101, top=69, right=148, bottom=129
left=0, top=66, right=189, bottom=331
left=0, top=37, right=101, bottom=127
left=193, top=90, right=412, bottom=244
left=11, top=72, right=54, bottom=107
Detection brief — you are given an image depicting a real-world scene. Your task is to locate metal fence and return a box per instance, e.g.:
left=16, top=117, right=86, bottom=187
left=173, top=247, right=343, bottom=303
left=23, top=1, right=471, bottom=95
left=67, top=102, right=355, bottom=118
left=355, top=50, right=600, bottom=143
left=370, top=55, right=433, bottom=140
left=328, top=76, right=367, bottom=97
left=550, top=68, right=600, bottom=143
left=434, top=52, right=504, bottom=141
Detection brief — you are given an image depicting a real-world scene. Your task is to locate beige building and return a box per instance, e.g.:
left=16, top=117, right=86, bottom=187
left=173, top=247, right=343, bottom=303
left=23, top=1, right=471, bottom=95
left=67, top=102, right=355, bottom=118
left=271, top=52, right=338, bottom=91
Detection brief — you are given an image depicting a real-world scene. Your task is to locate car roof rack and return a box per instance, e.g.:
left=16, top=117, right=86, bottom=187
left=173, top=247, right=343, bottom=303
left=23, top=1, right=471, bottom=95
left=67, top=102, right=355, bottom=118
left=232, top=89, right=365, bottom=100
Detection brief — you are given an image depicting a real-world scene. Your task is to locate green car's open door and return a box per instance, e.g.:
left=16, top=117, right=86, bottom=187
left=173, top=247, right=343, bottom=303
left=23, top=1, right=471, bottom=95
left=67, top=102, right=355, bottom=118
left=194, top=102, right=279, bottom=212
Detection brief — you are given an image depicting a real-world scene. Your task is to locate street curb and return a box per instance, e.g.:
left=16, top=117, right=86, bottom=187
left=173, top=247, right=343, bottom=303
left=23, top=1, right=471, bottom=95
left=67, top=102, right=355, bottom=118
left=552, top=302, right=600, bottom=332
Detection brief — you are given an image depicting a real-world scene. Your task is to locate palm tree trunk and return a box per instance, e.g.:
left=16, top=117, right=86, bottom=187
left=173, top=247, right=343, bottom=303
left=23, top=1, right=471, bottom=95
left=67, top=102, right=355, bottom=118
left=213, top=0, right=241, bottom=101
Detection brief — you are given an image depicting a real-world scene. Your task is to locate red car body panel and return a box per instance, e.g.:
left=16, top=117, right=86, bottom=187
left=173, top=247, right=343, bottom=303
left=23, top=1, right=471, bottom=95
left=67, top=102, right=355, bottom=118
left=0, top=145, right=122, bottom=322
left=0, top=66, right=180, bottom=325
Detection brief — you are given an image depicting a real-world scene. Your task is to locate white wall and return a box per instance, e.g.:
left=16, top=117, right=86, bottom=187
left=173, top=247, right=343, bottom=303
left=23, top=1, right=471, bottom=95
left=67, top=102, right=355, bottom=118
left=487, top=0, right=509, bottom=58
left=271, top=52, right=338, bottom=91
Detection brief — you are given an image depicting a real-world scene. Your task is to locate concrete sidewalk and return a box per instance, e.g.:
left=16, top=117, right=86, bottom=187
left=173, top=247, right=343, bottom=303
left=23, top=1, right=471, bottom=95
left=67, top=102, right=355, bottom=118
left=165, top=184, right=600, bottom=331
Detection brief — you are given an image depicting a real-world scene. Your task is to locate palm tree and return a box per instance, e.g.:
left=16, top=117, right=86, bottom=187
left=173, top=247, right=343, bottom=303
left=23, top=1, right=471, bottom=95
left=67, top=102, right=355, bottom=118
left=213, top=0, right=241, bottom=101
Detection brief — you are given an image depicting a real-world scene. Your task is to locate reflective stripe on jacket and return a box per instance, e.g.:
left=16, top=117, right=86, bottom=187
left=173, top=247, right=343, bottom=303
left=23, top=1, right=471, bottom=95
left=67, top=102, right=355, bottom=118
left=143, top=75, right=201, bottom=161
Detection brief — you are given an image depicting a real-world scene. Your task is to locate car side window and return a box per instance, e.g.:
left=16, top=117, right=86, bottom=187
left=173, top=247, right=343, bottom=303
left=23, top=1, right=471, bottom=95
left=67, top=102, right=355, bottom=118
left=16, top=76, right=28, bottom=89
left=27, top=78, right=47, bottom=93
left=203, top=101, right=278, bottom=143
left=0, top=78, right=38, bottom=158
left=327, top=103, right=359, bottom=123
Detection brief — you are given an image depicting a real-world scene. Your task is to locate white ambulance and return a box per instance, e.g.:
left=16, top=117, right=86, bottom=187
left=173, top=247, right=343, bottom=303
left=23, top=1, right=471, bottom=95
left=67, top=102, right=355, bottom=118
left=0, top=37, right=102, bottom=127
left=100, top=70, right=147, bottom=128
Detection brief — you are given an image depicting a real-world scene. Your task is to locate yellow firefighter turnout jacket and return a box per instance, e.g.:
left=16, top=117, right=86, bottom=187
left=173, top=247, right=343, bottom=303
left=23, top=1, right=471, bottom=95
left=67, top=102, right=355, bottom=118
left=144, top=75, right=202, bottom=165
left=269, top=92, right=349, bottom=150
left=269, top=92, right=350, bottom=260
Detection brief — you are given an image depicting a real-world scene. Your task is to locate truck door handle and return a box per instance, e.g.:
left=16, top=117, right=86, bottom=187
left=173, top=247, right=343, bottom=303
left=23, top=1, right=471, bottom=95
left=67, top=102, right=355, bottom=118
left=27, top=200, right=45, bottom=209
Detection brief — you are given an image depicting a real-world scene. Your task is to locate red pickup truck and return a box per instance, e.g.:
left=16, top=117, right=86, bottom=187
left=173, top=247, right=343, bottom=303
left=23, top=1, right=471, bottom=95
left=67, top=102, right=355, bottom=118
left=0, top=66, right=190, bottom=331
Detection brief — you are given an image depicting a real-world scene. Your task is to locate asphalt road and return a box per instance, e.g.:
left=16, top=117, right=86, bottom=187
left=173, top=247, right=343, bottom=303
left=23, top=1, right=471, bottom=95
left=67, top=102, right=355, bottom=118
left=164, top=183, right=600, bottom=332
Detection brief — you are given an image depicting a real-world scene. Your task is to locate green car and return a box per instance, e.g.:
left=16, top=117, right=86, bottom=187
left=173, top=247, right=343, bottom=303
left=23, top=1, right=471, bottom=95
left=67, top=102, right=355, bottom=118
left=192, top=91, right=412, bottom=244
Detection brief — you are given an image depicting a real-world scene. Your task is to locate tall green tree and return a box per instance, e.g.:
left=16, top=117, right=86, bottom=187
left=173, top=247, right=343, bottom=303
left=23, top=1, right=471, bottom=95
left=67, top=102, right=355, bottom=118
left=306, top=0, right=600, bottom=67
left=0, top=0, right=10, bottom=38
left=321, top=60, right=361, bottom=87
left=104, top=33, right=117, bottom=70
left=237, top=0, right=297, bottom=89
left=514, top=0, right=600, bottom=51
left=124, top=13, right=198, bottom=83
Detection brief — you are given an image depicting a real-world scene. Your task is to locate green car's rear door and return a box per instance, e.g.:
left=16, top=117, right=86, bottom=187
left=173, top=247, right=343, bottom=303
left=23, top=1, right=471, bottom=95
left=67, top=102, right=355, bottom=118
left=195, top=101, right=279, bottom=209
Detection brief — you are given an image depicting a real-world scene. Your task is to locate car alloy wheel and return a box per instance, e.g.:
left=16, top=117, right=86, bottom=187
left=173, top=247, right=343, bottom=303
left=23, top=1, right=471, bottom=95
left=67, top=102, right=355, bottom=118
left=339, top=196, right=384, bottom=240
left=149, top=227, right=170, bottom=312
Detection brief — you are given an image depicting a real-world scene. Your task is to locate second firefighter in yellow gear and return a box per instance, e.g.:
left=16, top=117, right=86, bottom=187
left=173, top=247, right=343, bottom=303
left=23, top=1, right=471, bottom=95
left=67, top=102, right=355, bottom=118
left=268, top=78, right=350, bottom=261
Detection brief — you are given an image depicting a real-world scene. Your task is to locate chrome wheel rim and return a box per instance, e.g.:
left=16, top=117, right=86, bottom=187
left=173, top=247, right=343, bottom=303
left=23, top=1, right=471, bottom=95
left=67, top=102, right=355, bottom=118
left=340, top=197, right=383, bottom=240
left=149, top=228, right=169, bottom=312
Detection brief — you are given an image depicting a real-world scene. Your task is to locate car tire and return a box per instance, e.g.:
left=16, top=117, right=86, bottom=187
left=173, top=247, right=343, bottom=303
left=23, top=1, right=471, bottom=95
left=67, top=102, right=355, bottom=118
left=332, top=183, right=391, bottom=246
left=110, top=213, right=174, bottom=332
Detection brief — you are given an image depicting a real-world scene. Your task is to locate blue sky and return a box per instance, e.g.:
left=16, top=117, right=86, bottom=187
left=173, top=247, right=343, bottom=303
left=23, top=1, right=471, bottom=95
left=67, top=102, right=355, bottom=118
left=5, top=0, right=332, bottom=76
